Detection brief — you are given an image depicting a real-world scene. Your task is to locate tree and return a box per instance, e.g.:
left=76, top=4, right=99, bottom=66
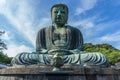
left=0, top=31, right=12, bottom=64
left=0, top=31, right=7, bottom=50
left=0, top=51, right=12, bottom=64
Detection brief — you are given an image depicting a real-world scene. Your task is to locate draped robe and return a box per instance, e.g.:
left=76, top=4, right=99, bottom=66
left=11, top=26, right=109, bottom=67
left=36, top=25, right=83, bottom=51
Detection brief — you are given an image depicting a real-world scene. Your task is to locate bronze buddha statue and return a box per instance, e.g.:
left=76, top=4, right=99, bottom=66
left=11, top=4, right=109, bottom=67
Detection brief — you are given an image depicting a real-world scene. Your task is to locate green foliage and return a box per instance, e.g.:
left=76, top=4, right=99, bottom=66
left=0, top=31, right=12, bottom=64
left=0, top=51, right=12, bottom=64
left=83, top=43, right=120, bottom=65
left=0, top=31, right=7, bottom=50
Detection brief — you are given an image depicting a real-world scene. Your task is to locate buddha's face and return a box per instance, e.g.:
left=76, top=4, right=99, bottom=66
left=51, top=6, right=68, bottom=25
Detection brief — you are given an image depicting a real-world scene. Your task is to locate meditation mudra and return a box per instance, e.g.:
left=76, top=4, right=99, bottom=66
left=12, top=4, right=109, bottom=67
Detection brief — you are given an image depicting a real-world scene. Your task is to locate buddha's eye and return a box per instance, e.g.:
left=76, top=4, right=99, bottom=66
left=61, top=11, right=65, bottom=14
left=54, top=11, right=58, bottom=13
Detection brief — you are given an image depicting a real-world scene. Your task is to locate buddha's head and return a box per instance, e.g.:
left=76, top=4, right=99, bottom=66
left=51, top=4, right=68, bottom=25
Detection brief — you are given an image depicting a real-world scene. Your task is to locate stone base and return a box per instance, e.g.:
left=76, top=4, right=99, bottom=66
left=0, top=65, right=119, bottom=80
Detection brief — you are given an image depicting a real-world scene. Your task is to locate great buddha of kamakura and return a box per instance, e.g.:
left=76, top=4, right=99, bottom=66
left=12, top=4, right=109, bottom=67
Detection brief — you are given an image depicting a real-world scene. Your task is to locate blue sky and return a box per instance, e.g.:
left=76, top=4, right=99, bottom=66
left=0, top=0, right=120, bottom=57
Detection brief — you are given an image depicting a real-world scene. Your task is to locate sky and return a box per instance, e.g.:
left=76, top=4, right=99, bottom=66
left=0, top=0, right=120, bottom=57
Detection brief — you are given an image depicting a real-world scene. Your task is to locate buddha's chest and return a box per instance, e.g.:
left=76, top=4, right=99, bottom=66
left=52, top=28, right=69, bottom=47
left=53, top=28, right=67, bottom=42
left=45, top=27, right=72, bottom=49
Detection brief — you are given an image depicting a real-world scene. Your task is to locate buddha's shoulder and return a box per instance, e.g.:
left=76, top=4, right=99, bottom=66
left=67, top=25, right=81, bottom=32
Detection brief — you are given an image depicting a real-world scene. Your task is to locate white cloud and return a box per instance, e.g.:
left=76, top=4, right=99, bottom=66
left=37, top=18, right=51, bottom=30
left=4, top=43, right=33, bottom=57
left=0, top=0, right=52, bottom=48
left=0, top=31, right=12, bottom=40
left=87, top=31, right=120, bottom=50
left=75, top=8, right=84, bottom=15
left=95, top=20, right=120, bottom=32
left=99, top=32, right=120, bottom=42
left=115, top=44, right=120, bottom=50
left=70, top=16, right=96, bottom=31
left=79, top=20, right=94, bottom=29
left=0, top=0, right=42, bottom=57
left=75, top=0, right=97, bottom=15
left=71, top=17, right=96, bottom=29
left=80, top=0, right=97, bottom=9
left=69, top=16, right=98, bottom=41
left=0, top=0, right=52, bottom=57
left=0, top=0, right=6, bottom=5
left=0, top=0, right=38, bottom=47
left=70, top=14, right=120, bottom=50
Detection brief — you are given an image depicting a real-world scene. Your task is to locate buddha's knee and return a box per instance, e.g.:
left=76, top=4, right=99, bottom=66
left=80, top=52, right=109, bottom=66
left=11, top=53, right=23, bottom=65
left=11, top=52, right=39, bottom=65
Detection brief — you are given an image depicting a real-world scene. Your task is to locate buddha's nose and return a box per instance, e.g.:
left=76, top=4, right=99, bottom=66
left=57, top=10, right=61, bottom=17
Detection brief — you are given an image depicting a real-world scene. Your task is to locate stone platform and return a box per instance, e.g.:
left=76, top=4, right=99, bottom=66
left=0, top=65, right=119, bottom=80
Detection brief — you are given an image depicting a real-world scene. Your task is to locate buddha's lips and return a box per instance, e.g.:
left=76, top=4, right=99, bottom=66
left=55, top=17, right=63, bottom=21
left=55, top=19, right=64, bottom=23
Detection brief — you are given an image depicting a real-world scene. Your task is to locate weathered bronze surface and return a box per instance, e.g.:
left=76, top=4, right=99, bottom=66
left=11, top=4, right=109, bottom=68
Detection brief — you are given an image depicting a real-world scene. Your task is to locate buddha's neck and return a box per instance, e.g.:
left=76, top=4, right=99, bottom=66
left=53, top=23, right=66, bottom=29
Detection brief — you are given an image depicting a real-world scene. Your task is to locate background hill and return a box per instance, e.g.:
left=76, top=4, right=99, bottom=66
left=83, top=43, right=120, bottom=65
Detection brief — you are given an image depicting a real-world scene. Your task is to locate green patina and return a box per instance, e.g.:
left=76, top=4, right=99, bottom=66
left=12, top=4, right=110, bottom=70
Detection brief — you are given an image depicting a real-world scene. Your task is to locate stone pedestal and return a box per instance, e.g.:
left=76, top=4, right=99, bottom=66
left=0, top=65, right=119, bottom=80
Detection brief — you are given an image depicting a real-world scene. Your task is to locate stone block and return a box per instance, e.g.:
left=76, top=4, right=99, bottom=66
left=0, top=66, right=119, bottom=80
